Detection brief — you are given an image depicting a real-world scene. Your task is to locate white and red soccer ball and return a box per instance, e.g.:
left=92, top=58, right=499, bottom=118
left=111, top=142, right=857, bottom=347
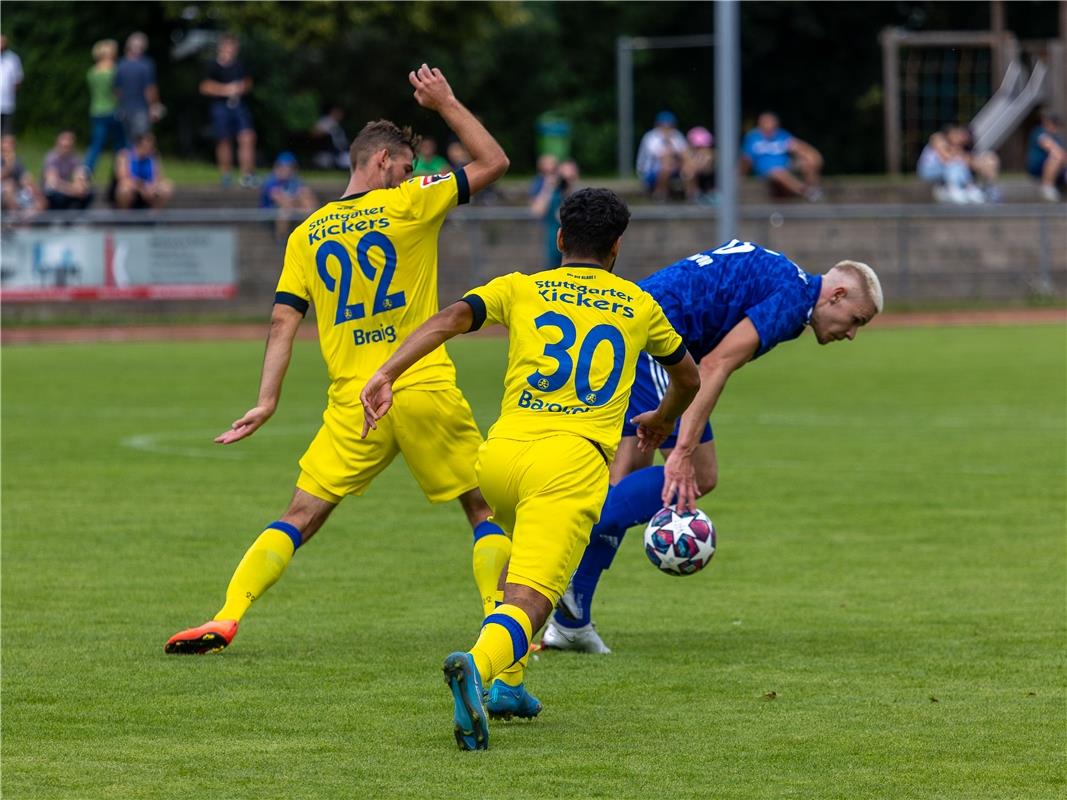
left=643, top=506, right=716, bottom=576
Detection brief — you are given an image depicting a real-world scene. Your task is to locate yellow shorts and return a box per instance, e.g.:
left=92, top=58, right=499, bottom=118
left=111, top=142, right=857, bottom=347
left=297, top=385, right=483, bottom=504
left=476, top=434, right=610, bottom=607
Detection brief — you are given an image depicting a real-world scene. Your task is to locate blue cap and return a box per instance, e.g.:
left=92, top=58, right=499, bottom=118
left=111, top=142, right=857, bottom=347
left=275, top=151, right=298, bottom=166
left=655, top=110, right=677, bottom=126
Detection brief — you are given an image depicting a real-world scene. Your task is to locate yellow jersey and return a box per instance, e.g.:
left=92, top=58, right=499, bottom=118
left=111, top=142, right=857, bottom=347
left=463, top=264, right=686, bottom=460
left=275, top=170, right=470, bottom=405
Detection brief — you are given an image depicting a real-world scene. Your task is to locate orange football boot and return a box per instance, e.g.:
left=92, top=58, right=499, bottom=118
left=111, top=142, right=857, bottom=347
left=164, top=620, right=238, bottom=655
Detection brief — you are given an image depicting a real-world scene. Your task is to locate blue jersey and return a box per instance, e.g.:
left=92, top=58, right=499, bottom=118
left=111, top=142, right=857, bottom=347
left=638, top=240, right=822, bottom=362
left=741, top=128, right=793, bottom=175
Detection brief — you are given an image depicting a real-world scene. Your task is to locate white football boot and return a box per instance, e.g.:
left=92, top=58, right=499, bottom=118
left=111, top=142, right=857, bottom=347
left=541, top=619, right=612, bottom=654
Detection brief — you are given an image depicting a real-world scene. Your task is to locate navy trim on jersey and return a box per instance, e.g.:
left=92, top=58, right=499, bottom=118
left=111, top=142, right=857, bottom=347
left=652, top=341, right=688, bottom=366
left=338, top=190, right=370, bottom=202
left=461, top=294, right=487, bottom=332
left=454, top=168, right=470, bottom=206
left=274, top=292, right=309, bottom=316
left=583, top=437, right=610, bottom=468
left=560, top=262, right=607, bottom=270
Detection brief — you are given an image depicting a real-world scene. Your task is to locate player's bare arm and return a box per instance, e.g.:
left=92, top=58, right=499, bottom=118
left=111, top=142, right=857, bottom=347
left=215, top=303, right=303, bottom=445
left=408, top=63, right=508, bottom=195
left=360, top=301, right=475, bottom=438
left=662, top=317, right=759, bottom=510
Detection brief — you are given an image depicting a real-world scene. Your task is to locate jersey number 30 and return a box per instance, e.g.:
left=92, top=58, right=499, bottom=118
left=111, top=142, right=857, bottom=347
left=315, top=233, right=406, bottom=326
left=527, top=311, right=625, bottom=407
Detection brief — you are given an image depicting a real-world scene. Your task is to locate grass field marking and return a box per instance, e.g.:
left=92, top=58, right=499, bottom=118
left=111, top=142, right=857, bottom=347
left=120, top=423, right=320, bottom=461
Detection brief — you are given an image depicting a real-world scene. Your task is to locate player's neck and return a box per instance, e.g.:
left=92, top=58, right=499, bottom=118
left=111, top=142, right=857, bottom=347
left=560, top=255, right=612, bottom=272
left=342, top=169, right=385, bottom=198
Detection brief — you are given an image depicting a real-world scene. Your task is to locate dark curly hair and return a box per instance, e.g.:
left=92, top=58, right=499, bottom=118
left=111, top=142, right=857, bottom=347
left=349, top=119, right=420, bottom=169
left=558, top=188, right=631, bottom=262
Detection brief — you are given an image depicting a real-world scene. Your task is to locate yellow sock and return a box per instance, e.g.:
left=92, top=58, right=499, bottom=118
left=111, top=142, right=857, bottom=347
left=497, top=653, right=528, bottom=687
left=472, top=520, right=511, bottom=617
left=470, top=604, right=532, bottom=685
left=213, top=523, right=300, bottom=622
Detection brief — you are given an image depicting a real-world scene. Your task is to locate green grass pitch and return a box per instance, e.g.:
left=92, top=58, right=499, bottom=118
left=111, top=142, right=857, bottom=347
left=2, top=323, right=1064, bottom=799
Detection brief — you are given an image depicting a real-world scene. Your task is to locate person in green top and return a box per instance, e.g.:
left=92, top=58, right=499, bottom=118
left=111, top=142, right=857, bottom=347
left=85, top=39, right=125, bottom=174
left=412, top=135, right=451, bottom=176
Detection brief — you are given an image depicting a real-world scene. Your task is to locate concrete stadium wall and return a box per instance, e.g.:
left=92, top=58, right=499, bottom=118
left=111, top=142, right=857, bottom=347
left=3, top=207, right=1064, bottom=323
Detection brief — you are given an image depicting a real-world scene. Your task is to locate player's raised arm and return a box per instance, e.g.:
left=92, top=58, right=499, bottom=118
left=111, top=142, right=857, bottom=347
left=408, top=63, right=508, bottom=195
left=360, top=300, right=475, bottom=438
left=215, top=303, right=303, bottom=444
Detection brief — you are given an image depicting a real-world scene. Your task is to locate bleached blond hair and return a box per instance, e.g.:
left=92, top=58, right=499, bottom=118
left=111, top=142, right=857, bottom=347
left=829, top=260, right=884, bottom=314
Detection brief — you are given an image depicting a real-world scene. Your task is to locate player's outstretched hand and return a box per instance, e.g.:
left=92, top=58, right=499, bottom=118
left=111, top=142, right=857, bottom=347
left=663, top=448, right=699, bottom=514
left=359, top=372, right=394, bottom=439
left=215, top=405, right=274, bottom=445
left=408, top=63, right=456, bottom=112
left=630, top=409, right=674, bottom=454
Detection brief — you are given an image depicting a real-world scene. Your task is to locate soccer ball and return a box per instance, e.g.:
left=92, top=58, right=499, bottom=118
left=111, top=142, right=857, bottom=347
left=643, top=506, right=716, bottom=576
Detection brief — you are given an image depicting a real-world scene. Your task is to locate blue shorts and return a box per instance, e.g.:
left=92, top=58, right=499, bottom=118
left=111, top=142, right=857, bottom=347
left=641, top=167, right=681, bottom=190
left=751, top=156, right=792, bottom=178
left=211, top=102, right=254, bottom=140
left=621, top=353, right=713, bottom=449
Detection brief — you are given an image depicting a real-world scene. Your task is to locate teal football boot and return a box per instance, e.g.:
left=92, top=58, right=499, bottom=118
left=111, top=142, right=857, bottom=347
left=442, top=651, right=489, bottom=750
left=486, top=679, right=543, bottom=720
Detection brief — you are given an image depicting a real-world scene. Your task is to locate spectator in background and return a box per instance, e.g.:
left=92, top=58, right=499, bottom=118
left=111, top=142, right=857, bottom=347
left=111, top=131, right=173, bottom=209
left=42, top=130, right=93, bottom=210
left=445, top=136, right=470, bottom=170
left=0, top=35, right=23, bottom=135
left=635, top=110, right=688, bottom=202
left=413, top=136, right=450, bottom=176
left=1027, top=110, right=1066, bottom=202
left=740, top=111, right=823, bottom=201
left=311, top=105, right=349, bottom=170
left=114, top=32, right=163, bottom=145
left=85, top=39, right=125, bottom=175
left=683, top=125, right=715, bottom=204
left=1, top=134, right=45, bottom=214
left=529, top=153, right=579, bottom=267
left=200, top=34, right=257, bottom=188
left=963, top=126, right=1002, bottom=203
left=260, top=151, right=317, bottom=240
left=917, top=124, right=985, bottom=204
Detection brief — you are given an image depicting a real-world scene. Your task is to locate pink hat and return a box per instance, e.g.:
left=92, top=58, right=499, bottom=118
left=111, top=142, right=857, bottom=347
left=687, top=126, right=713, bottom=148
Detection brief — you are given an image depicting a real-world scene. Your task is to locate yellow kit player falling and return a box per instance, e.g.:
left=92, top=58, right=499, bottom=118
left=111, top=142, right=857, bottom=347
left=360, top=189, right=701, bottom=750
left=165, top=64, right=511, bottom=655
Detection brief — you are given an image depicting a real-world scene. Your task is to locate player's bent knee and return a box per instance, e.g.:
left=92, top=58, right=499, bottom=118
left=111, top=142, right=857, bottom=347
left=696, top=473, right=718, bottom=497
left=503, top=583, right=553, bottom=631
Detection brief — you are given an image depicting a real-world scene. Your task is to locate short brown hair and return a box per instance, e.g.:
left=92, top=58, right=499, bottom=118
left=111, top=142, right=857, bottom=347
left=349, top=120, right=420, bottom=170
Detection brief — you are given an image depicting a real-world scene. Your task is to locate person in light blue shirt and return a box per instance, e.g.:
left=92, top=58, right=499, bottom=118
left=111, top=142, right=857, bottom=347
left=542, top=240, right=884, bottom=653
left=740, top=111, right=824, bottom=201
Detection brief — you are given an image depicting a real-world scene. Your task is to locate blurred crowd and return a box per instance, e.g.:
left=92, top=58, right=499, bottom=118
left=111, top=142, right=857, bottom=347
left=1, top=27, right=1064, bottom=227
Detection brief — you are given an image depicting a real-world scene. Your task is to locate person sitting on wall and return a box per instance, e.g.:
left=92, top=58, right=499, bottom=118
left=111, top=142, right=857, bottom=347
left=111, top=132, right=173, bottom=209
left=42, top=130, right=93, bottom=210
left=740, top=111, right=823, bottom=201
left=260, top=151, right=317, bottom=240
left=1027, top=110, right=1067, bottom=203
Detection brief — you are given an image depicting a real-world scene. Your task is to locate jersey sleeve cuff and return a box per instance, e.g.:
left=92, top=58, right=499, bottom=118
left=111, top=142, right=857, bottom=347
left=454, top=167, right=471, bottom=206
left=652, top=341, right=688, bottom=366
left=461, top=294, right=486, bottom=332
left=274, top=291, right=309, bottom=316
